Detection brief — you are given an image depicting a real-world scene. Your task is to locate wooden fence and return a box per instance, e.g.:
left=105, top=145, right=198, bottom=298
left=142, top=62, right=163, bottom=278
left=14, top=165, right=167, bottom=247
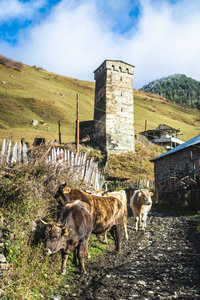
left=0, top=139, right=104, bottom=190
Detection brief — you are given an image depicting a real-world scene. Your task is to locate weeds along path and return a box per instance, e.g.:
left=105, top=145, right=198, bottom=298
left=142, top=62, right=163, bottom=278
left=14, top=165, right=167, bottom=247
left=62, top=208, right=200, bottom=300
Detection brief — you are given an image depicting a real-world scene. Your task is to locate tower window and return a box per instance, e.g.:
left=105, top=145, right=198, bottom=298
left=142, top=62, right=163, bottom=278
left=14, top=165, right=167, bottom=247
left=120, top=77, right=122, bottom=81
left=121, top=92, right=123, bottom=96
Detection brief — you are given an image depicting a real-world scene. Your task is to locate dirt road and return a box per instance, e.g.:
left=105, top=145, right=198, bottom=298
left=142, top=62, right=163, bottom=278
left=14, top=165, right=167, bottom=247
left=62, top=208, right=200, bottom=300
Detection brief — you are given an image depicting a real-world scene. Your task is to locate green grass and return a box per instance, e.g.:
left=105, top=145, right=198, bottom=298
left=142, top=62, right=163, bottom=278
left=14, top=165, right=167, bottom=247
left=0, top=63, right=200, bottom=145
left=0, top=160, right=114, bottom=300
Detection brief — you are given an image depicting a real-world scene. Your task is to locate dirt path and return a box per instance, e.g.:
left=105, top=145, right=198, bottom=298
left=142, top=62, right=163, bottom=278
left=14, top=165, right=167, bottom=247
left=62, top=208, right=200, bottom=300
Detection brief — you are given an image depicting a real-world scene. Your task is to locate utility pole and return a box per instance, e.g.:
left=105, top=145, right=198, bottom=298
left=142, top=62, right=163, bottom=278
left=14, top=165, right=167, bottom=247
left=76, top=94, right=79, bottom=156
left=145, top=120, right=147, bottom=137
left=58, top=121, right=61, bottom=144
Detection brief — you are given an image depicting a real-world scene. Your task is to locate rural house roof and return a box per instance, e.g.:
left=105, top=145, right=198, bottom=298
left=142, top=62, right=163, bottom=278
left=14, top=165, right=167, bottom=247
left=151, top=134, right=200, bottom=162
left=140, top=124, right=181, bottom=135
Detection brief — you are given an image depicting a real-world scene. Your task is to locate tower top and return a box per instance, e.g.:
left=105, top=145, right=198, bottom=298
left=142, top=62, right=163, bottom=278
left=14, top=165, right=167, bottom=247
left=94, top=60, right=135, bottom=80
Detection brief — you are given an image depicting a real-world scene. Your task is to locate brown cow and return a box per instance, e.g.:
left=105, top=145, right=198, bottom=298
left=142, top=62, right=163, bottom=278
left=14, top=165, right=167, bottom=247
left=85, top=189, right=128, bottom=242
left=102, top=190, right=128, bottom=241
left=130, top=189, right=153, bottom=231
left=41, top=200, right=93, bottom=274
left=55, top=185, right=123, bottom=254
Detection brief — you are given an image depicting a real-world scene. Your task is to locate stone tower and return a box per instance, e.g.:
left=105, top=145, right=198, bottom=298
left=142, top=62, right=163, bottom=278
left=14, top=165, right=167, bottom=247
left=92, top=60, right=135, bottom=154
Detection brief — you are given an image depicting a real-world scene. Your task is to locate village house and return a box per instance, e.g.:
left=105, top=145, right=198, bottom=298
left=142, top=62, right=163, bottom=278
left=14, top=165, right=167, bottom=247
left=151, top=135, right=200, bottom=209
left=140, top=124, right=184, bottom=150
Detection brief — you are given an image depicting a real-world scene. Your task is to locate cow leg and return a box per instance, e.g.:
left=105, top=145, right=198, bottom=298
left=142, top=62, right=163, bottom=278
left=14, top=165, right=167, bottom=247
left=115, top=224, right=122, bottom=254
left=73, top=248, right=78, bottom=267
left=133, top=210, right=139, bottom=231
left=77, top=243, right=87, bottom=274
left=111, top=225, right=122, bottom=254
left=97, top=232, right=108, bottom=244
left=141, top=212, right=147, bottom=231
left=84, top=239, right=91, bottom=259
left=60, top=250, right=68, bottom=275
left=139, top=213, right=146, bottom=231
left=124, top=223, right=128, bottom=240
left=102, top=231, right=108, bottom=244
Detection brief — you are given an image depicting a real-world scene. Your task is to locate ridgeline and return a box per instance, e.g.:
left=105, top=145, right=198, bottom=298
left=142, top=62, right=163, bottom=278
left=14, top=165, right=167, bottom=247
left=141, top=74, right=200, bottom=109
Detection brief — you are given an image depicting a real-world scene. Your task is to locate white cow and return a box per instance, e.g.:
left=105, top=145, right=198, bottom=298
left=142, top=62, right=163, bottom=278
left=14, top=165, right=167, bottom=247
left=130, top=189, right=153, bottom=231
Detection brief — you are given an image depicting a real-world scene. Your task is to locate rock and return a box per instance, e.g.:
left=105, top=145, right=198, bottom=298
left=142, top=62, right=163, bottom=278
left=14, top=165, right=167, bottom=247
left=0, top=254, right=6, bottom=263
left=32, top=120, right=38, bottom=126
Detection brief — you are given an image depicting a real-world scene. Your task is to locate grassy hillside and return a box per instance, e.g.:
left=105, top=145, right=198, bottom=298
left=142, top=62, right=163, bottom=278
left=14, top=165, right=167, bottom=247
left=0, top=63, right=200, bottom=145
left=0, top=64, right=94, bottom=143
left=134, top=90, right=200, bottom=140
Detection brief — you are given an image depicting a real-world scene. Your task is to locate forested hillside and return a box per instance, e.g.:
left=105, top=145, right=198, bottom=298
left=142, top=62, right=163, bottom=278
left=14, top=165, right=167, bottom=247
left=141, top=74, right=200, bottom=109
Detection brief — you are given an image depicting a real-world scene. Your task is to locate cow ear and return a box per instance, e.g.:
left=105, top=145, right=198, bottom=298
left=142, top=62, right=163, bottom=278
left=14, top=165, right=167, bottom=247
left=64, top=228, right=71, bottom=236
left=150, top=192, right=153, bottom=197
left=63, top=187, right=71, bottom=194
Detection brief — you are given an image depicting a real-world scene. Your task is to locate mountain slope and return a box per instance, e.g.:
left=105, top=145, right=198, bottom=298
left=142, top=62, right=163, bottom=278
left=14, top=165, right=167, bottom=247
left=141, top=74, right=200, bottom=108
left=0, top=63, right=200, bottom=144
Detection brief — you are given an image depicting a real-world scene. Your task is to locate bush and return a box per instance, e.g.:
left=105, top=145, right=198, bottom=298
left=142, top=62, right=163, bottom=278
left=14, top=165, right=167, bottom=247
left=0, top=54, right=23, bottom=71
left=0, top=150, right=90, bottom=299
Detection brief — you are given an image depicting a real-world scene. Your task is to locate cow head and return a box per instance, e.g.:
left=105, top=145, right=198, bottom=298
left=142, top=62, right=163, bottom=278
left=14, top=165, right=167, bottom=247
left=54, top=183, right=72, bottom=203
left=139, top=189, right=153, bottom=206
left=41, top=220, right=71, bottom=254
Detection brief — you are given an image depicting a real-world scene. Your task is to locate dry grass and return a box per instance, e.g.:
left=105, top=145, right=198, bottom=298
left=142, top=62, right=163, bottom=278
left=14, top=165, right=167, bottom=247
left=0, top=62, right=199, bottom=145
left=107, top=137, right=165, bottom=182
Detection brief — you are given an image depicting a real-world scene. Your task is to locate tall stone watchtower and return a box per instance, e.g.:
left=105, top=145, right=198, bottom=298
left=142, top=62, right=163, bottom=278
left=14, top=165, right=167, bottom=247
left=92, top=60, right=135, bottom=154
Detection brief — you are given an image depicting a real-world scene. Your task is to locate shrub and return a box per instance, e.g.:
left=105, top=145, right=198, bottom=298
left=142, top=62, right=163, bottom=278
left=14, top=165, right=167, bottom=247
left=0, top=148, right=90, bottom=299
left=0, top=54, right=23, bottom=71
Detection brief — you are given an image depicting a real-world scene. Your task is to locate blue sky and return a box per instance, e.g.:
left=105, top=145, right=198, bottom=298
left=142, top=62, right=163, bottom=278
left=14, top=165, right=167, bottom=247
left=0, top=0, right=200, bottom=88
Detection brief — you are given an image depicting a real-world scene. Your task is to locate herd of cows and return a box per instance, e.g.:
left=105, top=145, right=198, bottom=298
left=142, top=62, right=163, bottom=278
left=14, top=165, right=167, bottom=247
left=41, top=184, right=153, bottom=275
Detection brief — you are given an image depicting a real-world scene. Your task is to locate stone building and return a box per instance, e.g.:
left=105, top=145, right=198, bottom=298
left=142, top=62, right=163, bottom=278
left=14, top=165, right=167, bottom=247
left=139, top=124, right=184, bottom=151
left=151, top=135, right=200, bottom=208
left=80, top=60, right=135, bottom=154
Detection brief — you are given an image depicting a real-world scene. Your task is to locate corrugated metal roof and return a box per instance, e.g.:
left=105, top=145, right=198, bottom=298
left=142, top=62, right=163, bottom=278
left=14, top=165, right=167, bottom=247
left=151, top=134, right=200, bottom=162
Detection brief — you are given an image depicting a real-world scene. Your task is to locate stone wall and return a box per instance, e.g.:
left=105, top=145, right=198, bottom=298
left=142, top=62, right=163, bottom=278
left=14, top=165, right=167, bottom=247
left=154, top=147, right=193, bottom=193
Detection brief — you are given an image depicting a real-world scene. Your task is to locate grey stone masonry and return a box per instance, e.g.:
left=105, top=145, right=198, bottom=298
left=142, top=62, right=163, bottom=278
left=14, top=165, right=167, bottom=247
left=154, top=147, right=193, bottom=193
left=93, top=60, right=135, bottom=154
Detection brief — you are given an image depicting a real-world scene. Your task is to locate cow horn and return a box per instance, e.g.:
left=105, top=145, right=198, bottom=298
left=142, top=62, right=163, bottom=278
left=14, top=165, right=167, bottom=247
left=40, top=219, right=48, bottom=225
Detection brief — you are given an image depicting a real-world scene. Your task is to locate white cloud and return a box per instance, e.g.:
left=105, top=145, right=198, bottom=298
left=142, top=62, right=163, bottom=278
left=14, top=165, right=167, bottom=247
left=0, top=0, right=46, bottom=23
left=0, top=0, right=200, bottom=88
left=125, top=0, right=200, bottom=87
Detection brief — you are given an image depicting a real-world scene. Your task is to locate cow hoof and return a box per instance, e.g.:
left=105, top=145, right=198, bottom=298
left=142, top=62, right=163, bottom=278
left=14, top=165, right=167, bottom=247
left=60, top=271, right=66, bottom=275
